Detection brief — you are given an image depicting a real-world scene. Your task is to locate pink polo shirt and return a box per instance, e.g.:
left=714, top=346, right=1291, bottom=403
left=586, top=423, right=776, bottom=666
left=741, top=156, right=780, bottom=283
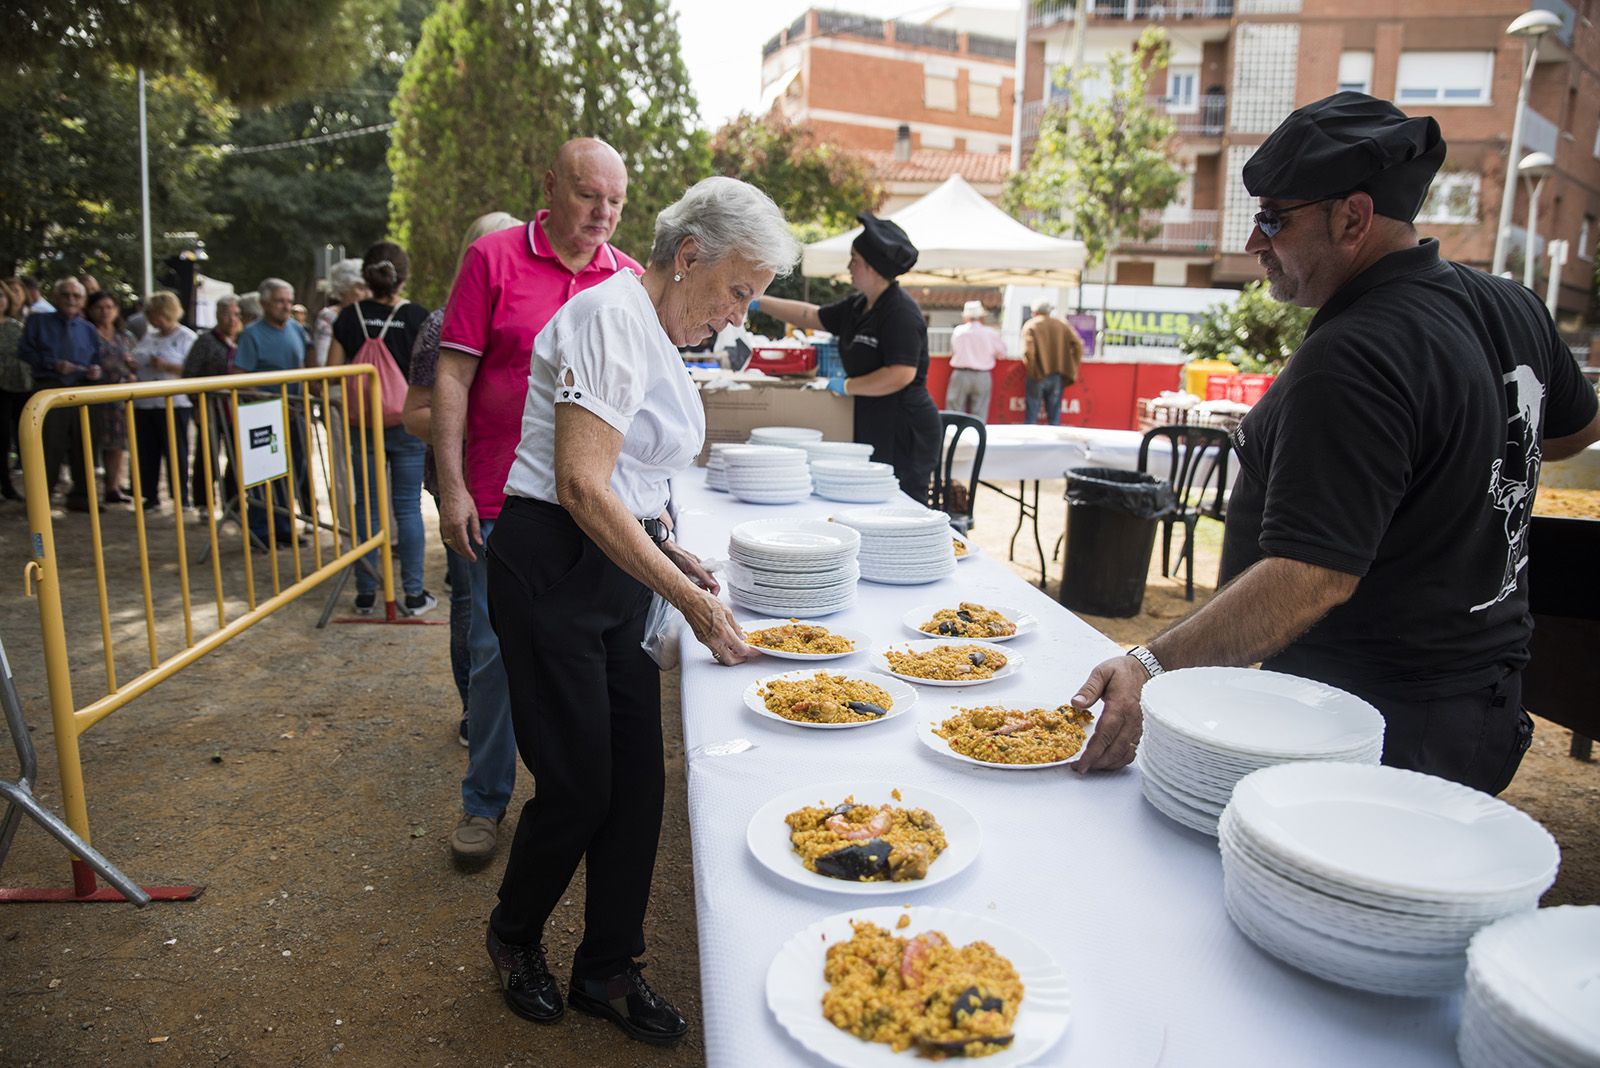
left=439, top=210, right=642, bottom=519
left=948, top=320, right=1006, bottom=371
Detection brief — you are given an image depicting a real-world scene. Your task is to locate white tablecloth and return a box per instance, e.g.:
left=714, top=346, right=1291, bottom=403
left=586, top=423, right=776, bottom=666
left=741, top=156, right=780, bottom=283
left=671, top=473, right=1458, bottom=1067
left=948, top=424, right=1239, bottom=490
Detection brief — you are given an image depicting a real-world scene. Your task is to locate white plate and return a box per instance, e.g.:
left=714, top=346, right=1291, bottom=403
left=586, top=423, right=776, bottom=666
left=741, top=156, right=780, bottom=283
left=1467, top=906, right=1600, bottom=1057
left=745, top=781, right=981, bottom=895
left=1228, top=762, right=1561, bottom=900
left=766, top=905, right=1071, bottom=1068
left=731, top=518, right=860, bottom=555
left=743, top=669, right=917, bottom=729
left=740, top=619, right=872, bottom=661
left=1141, top=668, right=1385, bottom=759
left=871, top=639, right=1020, bottom=687
left=915, top=705, right=1099, bottom=770
left=751, top=426, right=825, bottom=442
left=811, top=459, right=894, bottom=478
left=900, top=602, right=1036, bottom=643
left=834, top=506, right=951, bottom=533
left=952, top=531, right=979, bottom=562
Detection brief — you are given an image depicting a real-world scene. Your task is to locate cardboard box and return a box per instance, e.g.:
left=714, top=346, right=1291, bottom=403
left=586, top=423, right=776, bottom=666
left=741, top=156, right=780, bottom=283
left=696, top=379, right=854, bottom=465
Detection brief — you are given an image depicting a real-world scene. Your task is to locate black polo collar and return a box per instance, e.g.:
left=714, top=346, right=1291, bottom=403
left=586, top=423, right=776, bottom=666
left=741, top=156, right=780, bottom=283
left=1306, top=238, right=1445, bottom=337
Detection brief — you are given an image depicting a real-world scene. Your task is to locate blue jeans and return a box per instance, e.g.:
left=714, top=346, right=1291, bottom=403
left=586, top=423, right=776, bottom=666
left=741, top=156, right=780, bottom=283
left=460, top=516, right=516, bottom=818
left=1025, top=373, right=1064, bottom=426
left=355, top=425, right=425, bottom=597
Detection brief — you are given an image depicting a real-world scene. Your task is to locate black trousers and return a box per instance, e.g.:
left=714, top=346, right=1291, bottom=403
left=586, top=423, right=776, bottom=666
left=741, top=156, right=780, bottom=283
left=486, top=496, right=662, bottom=978
left=38, top=404, right=95, bottom=504
left=133, top=407, right=192, bottom=507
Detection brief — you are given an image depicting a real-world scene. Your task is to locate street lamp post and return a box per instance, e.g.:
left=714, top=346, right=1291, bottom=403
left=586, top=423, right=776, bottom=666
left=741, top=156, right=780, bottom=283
left=1491, top=9, right=1564, bottom=277
left=1518, top=151, right=1554, bottom=290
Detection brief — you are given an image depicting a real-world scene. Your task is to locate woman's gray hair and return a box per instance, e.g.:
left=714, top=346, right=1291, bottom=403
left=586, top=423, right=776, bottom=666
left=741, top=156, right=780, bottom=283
left=649, top=177, right=799, bottom=277
left=328, top=258, right=365, bottom=302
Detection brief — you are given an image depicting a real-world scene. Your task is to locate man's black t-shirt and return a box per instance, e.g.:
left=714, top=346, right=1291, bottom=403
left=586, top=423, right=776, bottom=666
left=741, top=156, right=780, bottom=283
left=332, top=299, right=429, bottom=378
left=1220, top=239, right=1597, bottom=700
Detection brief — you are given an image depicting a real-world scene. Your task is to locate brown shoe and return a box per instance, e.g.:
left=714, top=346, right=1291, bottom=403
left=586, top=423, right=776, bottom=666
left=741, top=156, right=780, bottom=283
left=450, top=812, right=500, bottom=865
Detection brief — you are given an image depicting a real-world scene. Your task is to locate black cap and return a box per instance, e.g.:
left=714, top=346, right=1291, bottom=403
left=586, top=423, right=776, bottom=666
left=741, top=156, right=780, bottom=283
left=1243, top=92, right=1446, bottom=222
left=852, top=212, right=918, bottom=279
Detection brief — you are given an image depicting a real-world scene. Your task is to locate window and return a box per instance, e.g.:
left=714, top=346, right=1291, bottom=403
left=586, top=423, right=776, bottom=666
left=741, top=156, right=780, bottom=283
left=1415, top=171, right=1481, bottom=224
left=925, top=60, right=957, bottom=111
left=1167, top=66, right=1199, bottom=112
left=1396, top=51, right=1494, bottom=105
left=968, top=83, right=1001, bottom=117
left=1337, top=51, right=1373, bottom=94
left=1581, top=216, right=1594, bottom=260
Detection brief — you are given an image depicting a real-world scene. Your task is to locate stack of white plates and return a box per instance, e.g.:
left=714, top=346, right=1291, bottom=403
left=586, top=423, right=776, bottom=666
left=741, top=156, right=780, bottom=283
left=1460, top=906, right=1600, bottom=1068
left=810, top=459, right=898, bottom=503
left=704, top=442, right=738, bottom=492
left=727, top=518, right=861, bottom=617
left=723, top=445, right=813, bottom=505
left=1220, top=761, right=1560, bottom=998
left=749, top=426, right=823, bottom=449
left=832, top=506, right=956, bottom=585
left=1137, top=668, right=1384, bottom=836
left=799, top=440, right=874, bottom=469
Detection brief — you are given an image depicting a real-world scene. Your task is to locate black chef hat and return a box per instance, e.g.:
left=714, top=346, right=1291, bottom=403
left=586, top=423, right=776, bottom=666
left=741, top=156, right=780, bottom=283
left=852, top=212, right=918, bottom=279
left=1243, top=92, right=1446, bottom=223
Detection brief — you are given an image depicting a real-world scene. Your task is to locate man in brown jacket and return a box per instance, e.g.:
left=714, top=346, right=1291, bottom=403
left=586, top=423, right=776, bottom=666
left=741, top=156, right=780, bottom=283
left=1020, top=301, right=1083, bottom=425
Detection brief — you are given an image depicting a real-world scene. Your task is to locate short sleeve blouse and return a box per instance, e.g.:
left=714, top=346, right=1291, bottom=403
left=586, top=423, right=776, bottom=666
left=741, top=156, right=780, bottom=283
left=502, top=271, right=704, bottom=519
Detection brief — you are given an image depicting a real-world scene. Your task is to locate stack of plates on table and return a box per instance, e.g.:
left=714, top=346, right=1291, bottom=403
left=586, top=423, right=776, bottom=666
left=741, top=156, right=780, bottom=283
left=1136, top=668, right=1385, bottom=836
left=727, top=518, right=861, bottom=617
left=749, top=425, right=823, bottom=449
left=833, top=506, right=956, bottom=584
left=704, top=442, right=738, bottom=492
left=810, top=459, right=898, bottom=504
left=1459, top=906, right=1600, bottom=1068
left=799, top=440, right=874, bottom=470
left=1220, top=761, right=1560, bottom=998
left=723, top=445, right=813, bottom=505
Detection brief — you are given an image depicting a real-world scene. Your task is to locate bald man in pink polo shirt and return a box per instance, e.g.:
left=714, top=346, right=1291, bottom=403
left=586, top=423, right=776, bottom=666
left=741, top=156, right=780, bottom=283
left=433, top=138, right=642, bottom=865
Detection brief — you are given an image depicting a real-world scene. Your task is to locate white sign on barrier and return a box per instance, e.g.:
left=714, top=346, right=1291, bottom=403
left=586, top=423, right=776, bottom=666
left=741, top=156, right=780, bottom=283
left=236, top=399, right=289, bottom=488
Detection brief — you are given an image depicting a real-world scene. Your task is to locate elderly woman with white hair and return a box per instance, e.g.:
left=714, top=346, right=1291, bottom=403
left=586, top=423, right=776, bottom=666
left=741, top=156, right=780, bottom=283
left=483, top=177, right=798, bottom=1044
left=312, top=258, right=367, bottom=368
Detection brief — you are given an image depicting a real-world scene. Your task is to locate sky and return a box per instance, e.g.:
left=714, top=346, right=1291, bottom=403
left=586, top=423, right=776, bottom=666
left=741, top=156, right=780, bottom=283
left=670, top=0, right=1021, bottom=130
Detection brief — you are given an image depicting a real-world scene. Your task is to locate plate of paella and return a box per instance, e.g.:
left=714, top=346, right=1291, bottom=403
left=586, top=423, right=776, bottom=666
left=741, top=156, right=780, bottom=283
left=744, top=669, right=918, bottom=729
left=766, top=905, right=1072, bottom=1066
left=741, top=618, right=871, bottom=661
left=900, top=602, right=1035, bottom=643
left=871, top=640, right=1020, bottom=688
left=746, top=781, right=981, bottom=896
left=917, top=703, right=1100, bottom=770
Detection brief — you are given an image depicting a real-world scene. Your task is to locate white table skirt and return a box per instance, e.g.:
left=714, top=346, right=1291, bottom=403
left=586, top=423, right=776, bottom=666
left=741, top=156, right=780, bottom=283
left=671, top=473, right=1458, bottom=1067
left=947, top=424, right=1240, bottom=490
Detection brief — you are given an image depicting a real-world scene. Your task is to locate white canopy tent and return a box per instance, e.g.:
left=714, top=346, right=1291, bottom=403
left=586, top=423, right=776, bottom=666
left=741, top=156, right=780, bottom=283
left=801, top=174, right=1087, bottom=288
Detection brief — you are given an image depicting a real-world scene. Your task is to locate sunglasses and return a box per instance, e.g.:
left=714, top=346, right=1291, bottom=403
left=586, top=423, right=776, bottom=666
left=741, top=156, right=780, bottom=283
left=1253, top=195, right=1348, bottom=238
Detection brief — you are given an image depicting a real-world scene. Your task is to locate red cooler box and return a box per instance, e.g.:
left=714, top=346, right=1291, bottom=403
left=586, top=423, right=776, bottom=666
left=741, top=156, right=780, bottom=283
left=747, top=345, right=817, bottom=376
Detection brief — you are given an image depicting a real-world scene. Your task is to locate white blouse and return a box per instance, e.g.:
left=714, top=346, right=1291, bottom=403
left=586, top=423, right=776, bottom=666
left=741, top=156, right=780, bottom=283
left=132, top=325, right=197, bottom=409
left=503, top=271, right=704, bottom=519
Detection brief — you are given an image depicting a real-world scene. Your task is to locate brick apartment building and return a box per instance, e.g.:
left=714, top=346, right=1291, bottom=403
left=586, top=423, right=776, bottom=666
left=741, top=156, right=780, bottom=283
left=761, top=6, right=1019, bottom=165
left=1018, top=0, right=1600, bottom=327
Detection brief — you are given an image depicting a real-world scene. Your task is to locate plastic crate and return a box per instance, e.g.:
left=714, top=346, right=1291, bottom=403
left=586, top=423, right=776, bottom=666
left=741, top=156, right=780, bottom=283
left=815, top=340, right=842, bottom=379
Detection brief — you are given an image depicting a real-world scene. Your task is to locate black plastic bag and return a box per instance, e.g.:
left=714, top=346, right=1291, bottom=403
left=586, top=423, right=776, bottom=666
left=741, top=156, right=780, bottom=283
left=1064, top=467, right=1176, bottom=520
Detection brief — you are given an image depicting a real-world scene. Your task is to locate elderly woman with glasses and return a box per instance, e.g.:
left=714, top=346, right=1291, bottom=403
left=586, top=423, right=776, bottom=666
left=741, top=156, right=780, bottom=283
left=482, top=176, right=797, bottom=1045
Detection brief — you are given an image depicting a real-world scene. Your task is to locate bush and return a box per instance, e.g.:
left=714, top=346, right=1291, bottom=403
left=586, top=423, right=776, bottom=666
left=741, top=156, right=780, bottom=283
left=1180, top=281, right=1313, bottom=374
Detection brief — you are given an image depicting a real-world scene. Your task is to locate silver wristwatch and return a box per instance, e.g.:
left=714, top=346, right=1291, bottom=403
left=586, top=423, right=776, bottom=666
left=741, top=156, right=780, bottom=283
left=1126, top=644, right=1164, bottom=680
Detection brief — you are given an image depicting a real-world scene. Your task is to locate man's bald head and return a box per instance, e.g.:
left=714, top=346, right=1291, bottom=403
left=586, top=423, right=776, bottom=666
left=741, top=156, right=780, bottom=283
left=541, top=137, right=629, bottom=264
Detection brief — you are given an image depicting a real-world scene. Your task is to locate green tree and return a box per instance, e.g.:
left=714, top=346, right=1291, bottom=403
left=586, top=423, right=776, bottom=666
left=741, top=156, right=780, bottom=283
left=1004, top=26, right=1183, bottom=327
left=1180, top=281, right=1313, bottom=374
left=0, top=65, right=231, bottom=293
left=389, top=0, right=710, bottom=308
left=710, top=112, right=881, bottom=232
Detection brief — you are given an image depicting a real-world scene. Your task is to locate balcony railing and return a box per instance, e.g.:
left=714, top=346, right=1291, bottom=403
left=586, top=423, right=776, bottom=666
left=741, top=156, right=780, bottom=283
left=1149, top=93, right=1227, bottom=136
left=1029, top=0, right=1232, bottom=28
left=1127, top=209, right=1220, bottom=251
left=1021, top=99, right=1050, bottom=138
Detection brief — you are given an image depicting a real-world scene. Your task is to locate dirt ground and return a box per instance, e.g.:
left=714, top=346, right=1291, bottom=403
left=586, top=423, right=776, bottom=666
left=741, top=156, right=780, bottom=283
left=0, top=474, right=1595, bottom=1067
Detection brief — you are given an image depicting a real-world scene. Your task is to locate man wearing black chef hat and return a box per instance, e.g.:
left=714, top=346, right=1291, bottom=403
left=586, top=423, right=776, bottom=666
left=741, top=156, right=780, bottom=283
left=1069, top=92, right=1600, bottom=793
left=758, top=212, right=943, bottom=501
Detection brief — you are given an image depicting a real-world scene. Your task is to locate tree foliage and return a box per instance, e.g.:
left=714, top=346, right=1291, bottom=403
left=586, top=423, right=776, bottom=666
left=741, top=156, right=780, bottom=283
left=1180, top=281, right=1313, bottom=374
left=0, top=65, right=231, bottom=295
left=389, top=0, right=710, bottom=308
left=1004, top=26, right=1183, bottom=294
left=710, top=112, right=881, bottom=232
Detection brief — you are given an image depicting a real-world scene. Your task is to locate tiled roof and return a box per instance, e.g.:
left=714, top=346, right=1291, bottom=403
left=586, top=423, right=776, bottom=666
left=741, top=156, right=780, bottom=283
left=853, top=149, right=1012, bottom=185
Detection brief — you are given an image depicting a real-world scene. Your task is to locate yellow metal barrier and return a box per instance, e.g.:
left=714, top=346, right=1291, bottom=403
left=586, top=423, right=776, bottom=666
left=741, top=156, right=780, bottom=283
left=13, top=365, right=395, bottom=901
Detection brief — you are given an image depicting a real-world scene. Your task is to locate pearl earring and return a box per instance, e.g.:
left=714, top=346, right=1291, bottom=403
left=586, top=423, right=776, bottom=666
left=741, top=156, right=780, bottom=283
left=673, top=272, right=682, bottom=282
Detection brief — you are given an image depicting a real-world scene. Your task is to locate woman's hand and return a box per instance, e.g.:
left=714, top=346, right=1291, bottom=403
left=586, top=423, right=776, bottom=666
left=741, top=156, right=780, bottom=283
left=661, top=540, right=718, bottom=595
left=682, top=588, right=756, bottom=666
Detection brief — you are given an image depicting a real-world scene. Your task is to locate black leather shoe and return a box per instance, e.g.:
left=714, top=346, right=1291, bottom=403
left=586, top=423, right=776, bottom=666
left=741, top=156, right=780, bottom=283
left=486, top=927, right=563, bottom=1024
left=568, top=962, right=689, bottom=1046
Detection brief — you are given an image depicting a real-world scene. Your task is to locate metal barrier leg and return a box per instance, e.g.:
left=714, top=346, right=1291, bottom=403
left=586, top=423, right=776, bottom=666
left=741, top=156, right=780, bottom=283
left=0, top=634, right=194, bottom=906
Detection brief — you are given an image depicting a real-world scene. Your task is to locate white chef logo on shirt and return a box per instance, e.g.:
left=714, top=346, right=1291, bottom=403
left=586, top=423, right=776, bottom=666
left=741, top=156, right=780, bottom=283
left=1471, top=364, right=1545, bottom=614
left=855, top=335, right=879, bottom=349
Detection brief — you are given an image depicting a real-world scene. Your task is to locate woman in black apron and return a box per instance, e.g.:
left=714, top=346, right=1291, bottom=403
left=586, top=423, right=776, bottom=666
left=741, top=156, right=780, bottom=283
left=757, top=213, right=942, bottom=503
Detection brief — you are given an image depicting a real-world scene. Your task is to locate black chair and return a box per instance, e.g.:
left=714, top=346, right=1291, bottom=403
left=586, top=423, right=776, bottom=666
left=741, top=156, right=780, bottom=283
left=1137, top=425, right=1232, bottom=600
left=932, top=411, right=986, bottom=533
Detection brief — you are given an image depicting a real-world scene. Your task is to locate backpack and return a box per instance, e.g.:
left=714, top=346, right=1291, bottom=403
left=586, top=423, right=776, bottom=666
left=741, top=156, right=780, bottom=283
left=346, top=303, right=409, bottom=429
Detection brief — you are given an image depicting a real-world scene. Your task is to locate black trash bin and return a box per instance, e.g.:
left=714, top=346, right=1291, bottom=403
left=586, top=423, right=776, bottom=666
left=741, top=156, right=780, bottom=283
left=1060, top=467, right=1175, bottom=617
